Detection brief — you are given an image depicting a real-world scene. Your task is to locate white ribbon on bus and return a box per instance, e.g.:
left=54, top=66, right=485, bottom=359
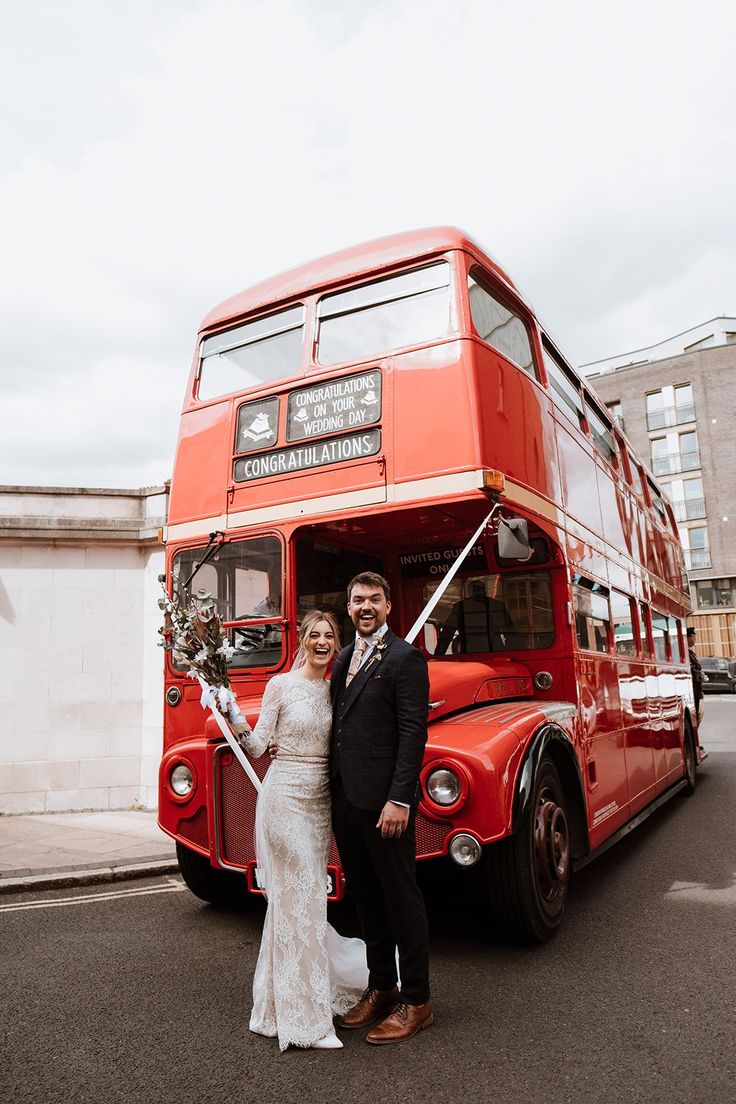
left=197, top=675, right=263, bottom=793
left=196, top=501, right=498, bottom=793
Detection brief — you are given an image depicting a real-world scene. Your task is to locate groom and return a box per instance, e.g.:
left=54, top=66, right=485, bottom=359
left=330, top=571, right=433, bottom=1044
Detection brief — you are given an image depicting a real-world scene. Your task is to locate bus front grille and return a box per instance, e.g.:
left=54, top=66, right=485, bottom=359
left=214, top=744, right=451, bottom=869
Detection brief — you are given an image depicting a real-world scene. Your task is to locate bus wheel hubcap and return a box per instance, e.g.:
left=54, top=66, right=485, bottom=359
left=533, top=791, right=569, bottom=900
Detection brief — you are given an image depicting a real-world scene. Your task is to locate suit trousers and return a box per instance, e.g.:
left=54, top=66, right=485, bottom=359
left=332, top=774, right=430, bottom=1005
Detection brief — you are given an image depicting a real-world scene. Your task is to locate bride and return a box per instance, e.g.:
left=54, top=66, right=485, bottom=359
left=231, top=610, right=367, bottom=1051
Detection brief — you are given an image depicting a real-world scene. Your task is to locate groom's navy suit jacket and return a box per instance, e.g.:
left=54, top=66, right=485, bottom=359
left=330, top=628, right=430, bottom=811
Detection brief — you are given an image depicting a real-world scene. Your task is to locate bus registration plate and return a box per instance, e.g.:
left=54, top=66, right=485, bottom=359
left=247, top=862, right=341, bottom=901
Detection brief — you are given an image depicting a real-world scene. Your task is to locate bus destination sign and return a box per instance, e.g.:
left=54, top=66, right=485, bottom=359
left=287, top=370, right=381, bottom=441
left=398, top=543, right=487, bottom=578
left=234, top=428, right=381, bottom=482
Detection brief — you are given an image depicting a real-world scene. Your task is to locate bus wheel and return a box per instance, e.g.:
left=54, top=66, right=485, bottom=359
left=486, top=757, right=570, bottom=943
left=683, top=721, right=697, bottom=795
left=176, top=841, right=248, bottom=905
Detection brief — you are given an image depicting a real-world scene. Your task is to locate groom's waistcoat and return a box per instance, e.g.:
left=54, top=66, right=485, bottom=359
left=330, top=629, right=429, bottom=811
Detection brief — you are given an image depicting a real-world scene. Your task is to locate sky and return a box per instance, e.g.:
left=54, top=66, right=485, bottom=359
left=2, top=0, right=735, bottom=489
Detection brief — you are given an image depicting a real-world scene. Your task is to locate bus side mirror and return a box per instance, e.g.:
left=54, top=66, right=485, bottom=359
left=497, top=517, right=531, bottom=561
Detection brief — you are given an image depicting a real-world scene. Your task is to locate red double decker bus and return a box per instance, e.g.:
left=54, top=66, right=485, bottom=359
left=159, top=227, right=699, bottom=941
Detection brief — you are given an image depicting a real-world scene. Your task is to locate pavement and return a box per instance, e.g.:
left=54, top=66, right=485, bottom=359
left=0, top=809, right=178, bottom=894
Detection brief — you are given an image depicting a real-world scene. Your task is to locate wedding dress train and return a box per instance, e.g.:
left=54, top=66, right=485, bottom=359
left=235, top=672, right=367, bottom=1051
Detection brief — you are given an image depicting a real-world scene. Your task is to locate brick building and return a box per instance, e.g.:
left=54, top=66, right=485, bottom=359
left=583, top=317, right=736, bottom=657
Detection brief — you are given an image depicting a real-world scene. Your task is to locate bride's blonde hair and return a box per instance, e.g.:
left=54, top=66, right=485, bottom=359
left=293, top=610, right=342, bottom=669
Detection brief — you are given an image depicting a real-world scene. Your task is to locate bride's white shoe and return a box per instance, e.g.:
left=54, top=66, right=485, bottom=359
left=311, top=1030, right=343, bottom=1050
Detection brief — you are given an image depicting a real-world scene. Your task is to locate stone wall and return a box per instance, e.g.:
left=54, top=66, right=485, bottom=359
left=0, top=485, right=168, bottom=813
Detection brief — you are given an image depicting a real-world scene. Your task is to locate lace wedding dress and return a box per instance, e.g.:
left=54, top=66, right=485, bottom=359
left=234, top=671, right=367, bottom=1050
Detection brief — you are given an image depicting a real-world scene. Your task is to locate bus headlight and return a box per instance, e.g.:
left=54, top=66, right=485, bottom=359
left=449, top=833, right=482, bottom=867
left=170, top=763, right=194, bottom=797
left=426, top=768, right=461, bottom=806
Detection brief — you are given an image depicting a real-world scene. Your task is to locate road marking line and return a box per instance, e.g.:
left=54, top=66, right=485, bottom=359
left=0, top=879, right=186, bottom=913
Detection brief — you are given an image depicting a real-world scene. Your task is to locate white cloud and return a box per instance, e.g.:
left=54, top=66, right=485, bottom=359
left=1, top=0, right=734, bottom=486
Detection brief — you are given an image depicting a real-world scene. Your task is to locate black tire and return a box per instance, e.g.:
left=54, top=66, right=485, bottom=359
left=485, top=756, right=571, bottom=943
left=683, top=721, right=697, bottom=795
left=731, top=681, right=736, bottom=694
left=176, top=841, right=248, bottom=905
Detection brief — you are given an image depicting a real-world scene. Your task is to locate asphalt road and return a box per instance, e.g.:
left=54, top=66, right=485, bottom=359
left=3, top=699, right=735, bottom=1104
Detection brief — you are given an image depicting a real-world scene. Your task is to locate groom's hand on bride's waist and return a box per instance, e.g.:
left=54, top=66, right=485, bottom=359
left=376, top=801, right=410, bottom=839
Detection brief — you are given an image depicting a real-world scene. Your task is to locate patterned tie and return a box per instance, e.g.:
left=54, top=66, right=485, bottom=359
left=345, top=636, right=369, bottom=686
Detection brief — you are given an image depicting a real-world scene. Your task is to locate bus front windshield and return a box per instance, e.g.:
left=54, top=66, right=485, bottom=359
left=172, top=536, right=284, bottom=669
left=422, top=572, right=554, bottom=656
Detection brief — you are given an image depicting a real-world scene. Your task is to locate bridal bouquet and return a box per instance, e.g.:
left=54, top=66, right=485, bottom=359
left=157, top=583, right=243, bottom=721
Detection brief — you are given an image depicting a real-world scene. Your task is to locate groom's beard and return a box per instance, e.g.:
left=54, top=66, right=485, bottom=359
left=352, top=614, right=384, bottom=637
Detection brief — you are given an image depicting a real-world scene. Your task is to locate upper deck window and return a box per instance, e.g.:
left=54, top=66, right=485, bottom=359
left=584, top=397, right=616, bottom=464
left=198, top=306, right=304, bottom=401
left=467, top=271, right=537, bottom=378
left=543, top=344, right=586, bottom=430
left=646, top=476, right=666, bottom=519
left=316, top=262, right=450, bottom=366
left=627, top=450, right=646, bottom=497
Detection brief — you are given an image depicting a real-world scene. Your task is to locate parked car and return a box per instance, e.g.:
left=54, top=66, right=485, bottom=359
left=700, top=656, right=736, bottom=693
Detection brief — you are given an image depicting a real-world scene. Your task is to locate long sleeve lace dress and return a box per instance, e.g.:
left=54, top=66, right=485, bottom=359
left=234, top=672, right=366, bottom=1050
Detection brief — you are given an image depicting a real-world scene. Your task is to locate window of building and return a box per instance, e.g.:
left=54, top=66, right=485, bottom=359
left=673, top=478, right=706, bottom=522
left=679, top=430, right=699, bottom=470
left=610, top=590, right=636, bottom=656
left=646, top=389, right=665, bottom=430
left=468, top=271, right=537, bottom=377
left=651, top=612, right=670, bottom=661
left=317, top=262, right=451, bottom=366
left=573, top=575, right=610, bottom=653
left=606, top=399, right=623, bottom=426
left=199, top=306, right=305, bottom=400
left=544, top=345, right=586, bottom=430
left=650, top=436, right=670, bottom=475
left=693, top=578, right=735, bottom=610
left=584, top=397, right=617, bottom=464
left=638, top=603, right=652, bottom=658
left=686, top=526, right=710, bottom=569
left=674, top=384, right=694, bottom=422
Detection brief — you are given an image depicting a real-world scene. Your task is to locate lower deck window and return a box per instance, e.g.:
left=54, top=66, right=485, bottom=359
left=573, top=579, right=610, bottom=653
left=422, top=572, right=554, bottom=655
left=172, top=536, right=284, bottom=670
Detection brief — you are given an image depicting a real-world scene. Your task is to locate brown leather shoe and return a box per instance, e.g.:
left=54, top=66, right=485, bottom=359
left=365, top=1000, right=434, bottom=1045
left=335, top=986, right=400, bottom=1029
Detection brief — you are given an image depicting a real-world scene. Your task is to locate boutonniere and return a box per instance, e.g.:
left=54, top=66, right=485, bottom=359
left=364, top=636, right=387, bottom=672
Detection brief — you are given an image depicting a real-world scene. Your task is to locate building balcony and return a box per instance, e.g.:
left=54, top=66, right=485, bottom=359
left=646, top=403, right=696, bottom=431
left=684, top=546, right=711, bottom=570
left=651, top=449, right=700, bottom=476
left=672, top=497, right=706, bottom=522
